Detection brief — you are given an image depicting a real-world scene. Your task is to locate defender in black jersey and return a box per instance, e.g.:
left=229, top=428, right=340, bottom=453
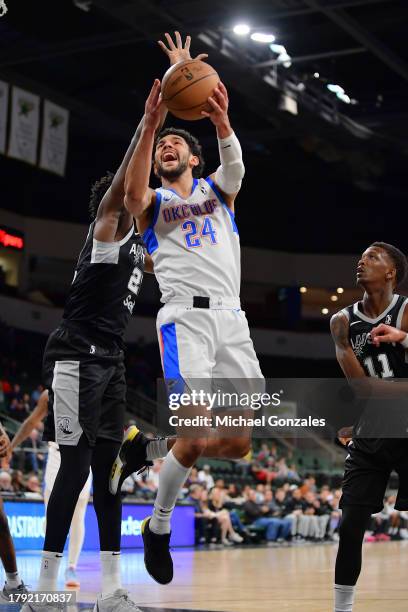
left=25, top=33, right=205, bottom=612
left=330, top=241, right=408, bottom=612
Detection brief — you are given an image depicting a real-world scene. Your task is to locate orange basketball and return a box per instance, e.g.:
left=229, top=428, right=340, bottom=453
left=161, top=59, right=220, bottom=121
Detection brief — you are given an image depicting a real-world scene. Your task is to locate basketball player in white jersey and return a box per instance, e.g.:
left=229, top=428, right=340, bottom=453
left=8, top=390, right=91, bottom=588
left=121, top=33, right=263, bottom=585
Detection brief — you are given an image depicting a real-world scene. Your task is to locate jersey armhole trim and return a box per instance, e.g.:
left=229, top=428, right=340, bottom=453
left=151, top=190, right=162, bottom=228
left=396, top=297, right=408, bottom=330
left=204, top=176, right=239, bottom=235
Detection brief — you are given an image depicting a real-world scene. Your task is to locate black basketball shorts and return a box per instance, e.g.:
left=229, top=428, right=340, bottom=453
left=42, top=325, right=126, bottom=447
left=340, top=439, right=408, bottom=513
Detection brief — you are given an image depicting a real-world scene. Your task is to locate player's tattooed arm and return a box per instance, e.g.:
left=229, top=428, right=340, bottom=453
left=330, top=311, right=366, bottom=379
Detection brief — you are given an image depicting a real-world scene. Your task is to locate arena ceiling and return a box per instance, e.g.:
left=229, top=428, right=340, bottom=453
left=1, top=0, right=407, bottom=254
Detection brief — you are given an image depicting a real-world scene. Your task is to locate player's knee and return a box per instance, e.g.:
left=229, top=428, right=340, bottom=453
left=176, top=438, right=207, bottom=463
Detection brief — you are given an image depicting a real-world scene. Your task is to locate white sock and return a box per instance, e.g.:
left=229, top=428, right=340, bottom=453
left=146, top=437, right=170, bottom=461
left=100, top=551, right=121, bottom=598
left=5, top=572, right=21, bottom=588
left=38, top=551, right=63, bottom=591
left=334, top=584, right=355, bottom=612
left=149, top=450, right=191, bottom=535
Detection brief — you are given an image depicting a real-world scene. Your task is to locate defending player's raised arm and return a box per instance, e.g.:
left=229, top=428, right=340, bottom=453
left=203, top=82, right=245, bottom=212
left=330, top=311, right=366, bottom=379
left=8, top=390, right=49, bottom=456
left=124, top=80, right=163, bottom=220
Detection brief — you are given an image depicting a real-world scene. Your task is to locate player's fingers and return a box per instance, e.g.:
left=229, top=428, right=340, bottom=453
left=165, top=32, right=176, bottom=50
left=200, top=110, right=211, bottom=118
left=194, top=53, right=208, bottom=61
left=212, top=89, right=227, bottom=111
left=207, top=96, right=222, bottom=113
left=174, top=31, right=182, bottom=48
left=157, top=40, right=170, bottom=55
left=184, top=35, right=191, bottom=51
left=218, top=81, right=229, bottom=100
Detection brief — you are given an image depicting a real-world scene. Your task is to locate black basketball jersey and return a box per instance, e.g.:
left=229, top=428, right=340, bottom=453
left=63, top=222, right=145, bottom=345
left=345, top=294, right=408, bottom=452
left=345, top=294, right=408, bottom=379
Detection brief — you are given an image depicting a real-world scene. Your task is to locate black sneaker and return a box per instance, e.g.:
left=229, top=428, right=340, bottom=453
left=109, top=426, right=153, bottom=495
left=141, top=516, right=173, bottom=585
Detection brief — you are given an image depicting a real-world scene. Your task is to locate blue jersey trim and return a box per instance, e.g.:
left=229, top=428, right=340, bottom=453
left=141, top=227, right=158, bottom=255
left=152, top=190, right=162, bottom=227
left=160, top=322, right=185, bottom=398
left=204, top=176, right=239, bottom=235
left=164, top=178, right=199, bottom=199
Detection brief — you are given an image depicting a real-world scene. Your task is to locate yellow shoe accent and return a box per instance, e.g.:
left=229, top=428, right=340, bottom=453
left=141, top=516, right=151, bottom=535
left=126, top=425, right=140, bottom=442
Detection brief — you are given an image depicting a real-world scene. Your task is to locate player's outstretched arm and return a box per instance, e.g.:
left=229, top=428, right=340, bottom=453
left=330, top=312, right=366, bottom=379
left=203, top=82, right=245, bottom=212
left=8, top=390, right=49, bottom=458
left=124, top=80, right=163, bottom=219
left=371, top=306, right=408, bottom=347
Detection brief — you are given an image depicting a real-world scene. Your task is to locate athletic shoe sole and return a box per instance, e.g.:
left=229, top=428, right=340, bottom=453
left=109, top=425, right=140, bottom=495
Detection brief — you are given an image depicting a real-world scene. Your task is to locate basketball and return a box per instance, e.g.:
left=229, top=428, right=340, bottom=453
left=161, top=59, right=220, bottom=121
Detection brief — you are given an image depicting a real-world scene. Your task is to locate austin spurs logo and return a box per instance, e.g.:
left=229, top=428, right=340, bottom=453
left=385, top=314, right=392, bottom=325
left=58, top=417, right=73, bottom=435
left=351, top=332, right=372, bottom=357
left=129, top=243, right=145, bottom=265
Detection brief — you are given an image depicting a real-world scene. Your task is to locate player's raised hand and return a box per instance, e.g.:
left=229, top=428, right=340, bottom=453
left=201, top=81, right=229, bottom=125
left=144, top=79, right=163, bottom=132
left=158, top=31, right=208, bottom=66
left=370, top=323, right=406, bottom=347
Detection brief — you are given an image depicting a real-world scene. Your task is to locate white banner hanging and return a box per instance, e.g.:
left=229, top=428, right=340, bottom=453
left=0, top=80, right=9, bottom=154
left=8, top=86, right=40, bottom=165
left=39, top=100, right=69, bottom=176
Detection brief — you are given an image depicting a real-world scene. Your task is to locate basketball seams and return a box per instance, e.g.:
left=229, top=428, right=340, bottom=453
left=163, top=73, right=218, bottom=104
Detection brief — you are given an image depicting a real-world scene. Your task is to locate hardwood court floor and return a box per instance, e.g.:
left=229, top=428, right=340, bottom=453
left=15, top=542, right=408, bottom=611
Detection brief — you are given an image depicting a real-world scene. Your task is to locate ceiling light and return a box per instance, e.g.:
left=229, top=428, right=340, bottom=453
left=233, top=24, right=250, bottom=36
left=300, top=286, right=307, bottom=294
left=327, top=84, right=344, bottom=95
left=270, top=43, right=286, bottom=55
left=279, top=53, right=292, bottom=68
left=321, top=308, right=329, bottom=315
left=331, top=295, right=338, bottom=302
left=337, top=287, right=344, bottom=294
left=251, top=32, right=276, bottom=43
left=314, top=72, right=320, bottom=78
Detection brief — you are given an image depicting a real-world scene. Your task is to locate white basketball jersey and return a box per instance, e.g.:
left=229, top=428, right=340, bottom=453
left=142, top=177, right=240, bottom=303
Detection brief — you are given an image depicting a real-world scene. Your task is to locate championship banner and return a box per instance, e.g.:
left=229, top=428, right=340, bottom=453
left=8, top=86, right=40, bottom=164
left=39, top=99, right=69, bottom=176
left=0, top=80, right=9, bottom=154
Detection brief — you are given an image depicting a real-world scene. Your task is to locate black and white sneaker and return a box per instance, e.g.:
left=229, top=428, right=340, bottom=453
left=109, top=426, right=153, bottom=495
left=141, top=517, right=173, bottom=585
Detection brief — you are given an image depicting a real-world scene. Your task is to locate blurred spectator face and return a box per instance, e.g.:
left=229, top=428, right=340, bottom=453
left=247, top=489, right=257, bottom=502
left=292, top=488, right=302, bottom=500
left=26, top=475, right=40, bottom=492
left=275, top=489, right=286, bottom=503
left=215, top=479, right=224, bottom=489
left=190, top=467, right=198, bottom=479
left=14, top=384, right=21, bottom=394
left=0, top=471, right=12, bottom=490
left=256, top=484, right=265, bottom=492
left=387, top=495, right=396, bottom=505
left=200, top=489, right=209, bottom=502
left=189, top=484, right=203, bottom=499
left=29, top=429, right=39, bottom=441
left=264, top=490, right=273, bottom=502
left=23, top=393, right=30, bottom=403
left=305, top=491, right=316, bottom=503
left=261, top=443, right=269, bottom=453
left=203, top=465, right=210, bottom=473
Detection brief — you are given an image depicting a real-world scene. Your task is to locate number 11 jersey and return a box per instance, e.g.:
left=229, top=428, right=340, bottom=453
left=343, top=294, right=408, bottom=379
left=142, top=177, right=240, bottom=303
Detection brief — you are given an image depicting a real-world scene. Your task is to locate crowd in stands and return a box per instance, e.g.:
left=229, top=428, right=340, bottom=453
left=1, top=366, right=407, bottom=549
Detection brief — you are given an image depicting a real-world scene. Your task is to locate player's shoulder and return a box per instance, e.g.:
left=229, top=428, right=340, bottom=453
left=330, top=308, right=350, bottom=334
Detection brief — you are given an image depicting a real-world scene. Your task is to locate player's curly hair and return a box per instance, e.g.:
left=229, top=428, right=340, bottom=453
left=88, top=171, right=114, bottom=220
left=154, top=128, right=205, bottom=178
left=371, top=241, right=408, bottom=287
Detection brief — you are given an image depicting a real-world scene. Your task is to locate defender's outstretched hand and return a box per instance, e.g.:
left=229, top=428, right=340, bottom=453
left=144, top=79, right=163, bottom=133
left=370, top=323, right=407, bottom=347
left=158, top=31, right=208, bottom=65
left=201, top=82, right=229, bottom=126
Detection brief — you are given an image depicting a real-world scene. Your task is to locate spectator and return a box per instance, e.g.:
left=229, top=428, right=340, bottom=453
left=11, top=470, right=25, bottom=494
left=31, top=384, right=44, bottom=409
left=207, top=487, right=243, bottom=546
left=21, top=429, right=45, bottom=473
left=8, top=398, right=29, bottom=423
left=187, top=484, right=218, bottom=545
left=0, top=471, right=13, bottom=492
left=243, top=489, right=291, bottom=545
left=25, top=474, right=41, bottom=495
left=198, top=464, right=214, bottom=490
